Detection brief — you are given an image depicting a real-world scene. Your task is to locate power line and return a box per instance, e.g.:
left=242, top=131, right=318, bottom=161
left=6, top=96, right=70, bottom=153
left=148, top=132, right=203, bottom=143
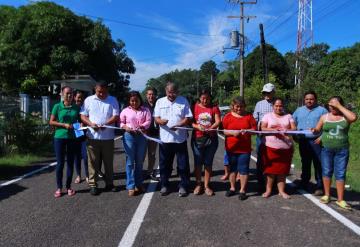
left=78, top=13, right=220, bottom=37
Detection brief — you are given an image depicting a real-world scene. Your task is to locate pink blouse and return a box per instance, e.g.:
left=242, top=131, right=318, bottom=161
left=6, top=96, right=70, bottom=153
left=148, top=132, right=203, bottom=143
left=119, top=106, right=151, bottom=130
left=262, top=112, right=294, bottom=149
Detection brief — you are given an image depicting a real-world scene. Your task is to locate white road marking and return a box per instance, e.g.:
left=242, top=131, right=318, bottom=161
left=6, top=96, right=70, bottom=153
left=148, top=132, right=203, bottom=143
left=0, top=162, right=57, bottom=188
left=118, top=181, right=158, bottom=247
left=250, top=154, right=360, bottom=237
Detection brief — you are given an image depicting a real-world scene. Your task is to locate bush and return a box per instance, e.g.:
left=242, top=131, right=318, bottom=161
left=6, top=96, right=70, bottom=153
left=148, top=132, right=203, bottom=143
left=0, top=113, right=53, bottom=155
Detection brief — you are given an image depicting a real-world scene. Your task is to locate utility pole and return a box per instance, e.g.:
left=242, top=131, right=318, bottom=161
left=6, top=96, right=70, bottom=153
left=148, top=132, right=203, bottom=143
left=228, top=1, right=256, bottom=97
left=295, top=0, right=313, bottom=105
left=259, top=23, right=268, bottom=84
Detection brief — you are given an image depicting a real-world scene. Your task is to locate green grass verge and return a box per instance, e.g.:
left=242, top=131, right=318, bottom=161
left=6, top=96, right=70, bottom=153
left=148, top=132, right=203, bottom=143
left=0, top=154, right=43, bottom=167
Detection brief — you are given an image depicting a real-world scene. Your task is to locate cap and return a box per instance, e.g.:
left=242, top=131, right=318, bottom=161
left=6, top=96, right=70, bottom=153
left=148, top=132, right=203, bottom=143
left=262, top=83, right=275, bottom=93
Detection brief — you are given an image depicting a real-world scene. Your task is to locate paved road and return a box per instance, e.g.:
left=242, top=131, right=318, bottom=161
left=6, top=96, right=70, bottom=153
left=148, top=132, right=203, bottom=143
left=1, top=137, right=360, bottom=247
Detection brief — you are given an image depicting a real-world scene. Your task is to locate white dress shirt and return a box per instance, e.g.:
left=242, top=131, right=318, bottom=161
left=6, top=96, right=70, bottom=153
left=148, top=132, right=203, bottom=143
left=154, top=96, right=193, bottom=143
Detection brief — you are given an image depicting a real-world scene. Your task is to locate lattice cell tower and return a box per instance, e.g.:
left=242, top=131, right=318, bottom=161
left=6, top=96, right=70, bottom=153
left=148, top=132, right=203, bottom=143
left=295, top=0, right=313, bottom=86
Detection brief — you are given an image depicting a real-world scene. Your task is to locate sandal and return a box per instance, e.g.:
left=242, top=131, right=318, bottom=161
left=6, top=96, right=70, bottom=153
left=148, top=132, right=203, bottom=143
left=262, top=191, right=271, bottom=198
left=319, top=195, right=330, bottom=204
left=193, top=185, right=203, bottom=195
left=74, top=176, right=81, bottom=184
left=128, top=189, right=135, bottom=197
left=336, top=200, right=352, bottom=210
left=205, top=187, right=214, bottom=196
left=54, top=189, right=62, bottom=198
left=220, top=174, right=229, bottom=181
left=278, top=193, right=291, bottom=199
left=67, top=189, right=76, bottom=196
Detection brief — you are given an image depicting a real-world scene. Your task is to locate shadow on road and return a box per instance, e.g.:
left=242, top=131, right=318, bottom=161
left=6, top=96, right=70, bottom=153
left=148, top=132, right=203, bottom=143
left=0, top=183, right=27, bottom=201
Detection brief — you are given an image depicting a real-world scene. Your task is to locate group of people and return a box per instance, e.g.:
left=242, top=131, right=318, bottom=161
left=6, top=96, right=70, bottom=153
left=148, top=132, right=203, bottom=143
left=50, top=81, right=357, bottom=210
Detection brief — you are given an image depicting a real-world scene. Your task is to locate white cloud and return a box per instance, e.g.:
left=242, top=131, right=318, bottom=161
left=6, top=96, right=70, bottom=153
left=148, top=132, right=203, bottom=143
left=129, top=13, right=231, bottom=91
left=129, top=5, right=279, bottom=91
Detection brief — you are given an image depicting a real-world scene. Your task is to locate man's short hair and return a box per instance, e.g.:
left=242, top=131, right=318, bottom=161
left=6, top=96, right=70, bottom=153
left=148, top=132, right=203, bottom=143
left=303, top=90, right=317, bottom=100
left=95, top=81, right=108, bottom=88
left=165, top=82, right=178, bottom=92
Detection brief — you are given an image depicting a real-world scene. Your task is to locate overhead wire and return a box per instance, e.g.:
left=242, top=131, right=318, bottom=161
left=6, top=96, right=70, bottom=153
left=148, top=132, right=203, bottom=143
left=78, top=13, right=220, bottom=37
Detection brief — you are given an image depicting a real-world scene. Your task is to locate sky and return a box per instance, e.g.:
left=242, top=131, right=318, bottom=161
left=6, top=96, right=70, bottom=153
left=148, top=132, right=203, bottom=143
left=1, top=0, right=359, bottom=91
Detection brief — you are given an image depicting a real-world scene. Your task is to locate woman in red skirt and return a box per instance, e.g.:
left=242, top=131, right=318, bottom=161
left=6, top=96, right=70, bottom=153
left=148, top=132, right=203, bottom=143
left=260, top=98, right=296, bottom=199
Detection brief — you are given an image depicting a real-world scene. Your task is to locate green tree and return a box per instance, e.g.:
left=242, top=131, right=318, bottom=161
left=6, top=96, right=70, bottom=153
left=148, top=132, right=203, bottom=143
left=244, top=44, right=291, bottom=89
left=303, top=43, right=360, bottom=107
left=0, top=2, right=134, bottom=99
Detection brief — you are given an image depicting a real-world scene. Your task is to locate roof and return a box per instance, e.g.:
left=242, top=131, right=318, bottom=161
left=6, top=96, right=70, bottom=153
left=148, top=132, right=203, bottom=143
left=50, top=75, right=97, bottom=93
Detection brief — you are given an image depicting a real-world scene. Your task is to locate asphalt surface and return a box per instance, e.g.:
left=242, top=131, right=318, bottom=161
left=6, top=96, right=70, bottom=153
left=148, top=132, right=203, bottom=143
left=1, top=137, right=360, bottom=247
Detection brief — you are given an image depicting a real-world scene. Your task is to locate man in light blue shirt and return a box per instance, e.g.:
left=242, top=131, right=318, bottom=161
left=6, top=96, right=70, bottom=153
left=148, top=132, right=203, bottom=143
left=154, top=82, right=193, bottom=197
left=293, top=91, right=327, bottom=195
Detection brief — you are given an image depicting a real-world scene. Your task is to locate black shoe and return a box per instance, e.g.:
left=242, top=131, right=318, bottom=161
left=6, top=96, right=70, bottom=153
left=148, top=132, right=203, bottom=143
left=178, top=187, right=188, bottom=197
left=104, top=184, right=119, bottom=192
left=149, top=174, right=160, bottom=181
left=160, top=186, right=170, bottom=196
left=225, top=190, right=236, bottom=197
left=239, top=192, right=248, bottom=201
left=90, top=187, right=99, bottom=196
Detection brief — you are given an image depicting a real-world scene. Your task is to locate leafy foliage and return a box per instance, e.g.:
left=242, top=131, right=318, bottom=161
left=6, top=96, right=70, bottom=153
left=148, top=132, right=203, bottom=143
left=0, top=113, right=52, bottom=155
left=0, top=2, right=135, bottom=100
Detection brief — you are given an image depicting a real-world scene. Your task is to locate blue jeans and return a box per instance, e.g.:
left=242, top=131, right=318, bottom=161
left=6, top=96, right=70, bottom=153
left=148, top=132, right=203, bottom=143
left=123, top=132, right=147, bottom=190
left=74, top=138, right=89, bottom=178
left=54, top=138, right=76, bottom=189
left=159, top=141, right=190, bottom=189
left=299, top=138, right=322, bottom=188
left=228, top=152, right=251, bottom=175
left=321, top=147, right=349, bottom=181
left=191, top=137, right=218, bottom=167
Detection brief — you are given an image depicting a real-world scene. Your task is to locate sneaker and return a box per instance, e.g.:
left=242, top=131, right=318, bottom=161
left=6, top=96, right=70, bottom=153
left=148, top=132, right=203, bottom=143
left=225, top=190, right=236, bottom=197
left=90, top=187, right=99, bottom=196
left=160, top=186, right=170, bottom=196
left=179, top=187, right=188, bottom=197
left=149, top=173, right=160, bottom=181
left=238, top=192, right=248, bottom=201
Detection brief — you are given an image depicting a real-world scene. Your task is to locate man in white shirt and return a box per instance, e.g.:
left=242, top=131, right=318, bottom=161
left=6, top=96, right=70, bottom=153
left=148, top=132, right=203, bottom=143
left=80, top=82, right=119, bottom=195
left=154, top=82, right=193, bottom=197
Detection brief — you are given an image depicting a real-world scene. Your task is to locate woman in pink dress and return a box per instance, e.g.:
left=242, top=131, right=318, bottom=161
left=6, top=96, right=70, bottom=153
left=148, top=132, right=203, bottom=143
left=260, top=98, right=296, bottom=199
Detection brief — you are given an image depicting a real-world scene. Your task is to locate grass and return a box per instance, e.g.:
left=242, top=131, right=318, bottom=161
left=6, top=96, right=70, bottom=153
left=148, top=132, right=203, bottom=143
left=0, top=154, right=43, bottom=167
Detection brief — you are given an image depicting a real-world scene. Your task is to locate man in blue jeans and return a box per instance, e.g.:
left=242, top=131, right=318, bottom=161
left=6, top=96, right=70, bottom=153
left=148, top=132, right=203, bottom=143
left=154, top=82, right=193, bottom=197
left=293, top=91, right=327, bottom=195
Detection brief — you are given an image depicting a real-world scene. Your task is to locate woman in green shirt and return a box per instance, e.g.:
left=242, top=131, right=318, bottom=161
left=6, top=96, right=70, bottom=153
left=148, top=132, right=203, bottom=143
left=312, top=96, right=357, bottom=210
left=49, top=86, right=80, bottom=198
